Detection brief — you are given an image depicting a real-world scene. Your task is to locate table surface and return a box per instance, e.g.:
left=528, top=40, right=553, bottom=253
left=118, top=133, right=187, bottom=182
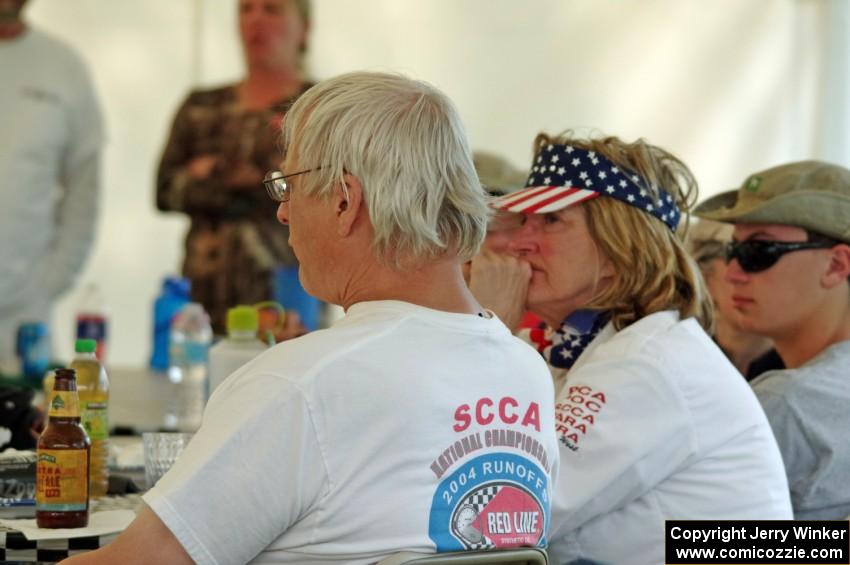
left=0, top=368, right=163, bottom=562
left=0, top=494, right=144, bottom=563
left=108, top=367, right=172, bottom=433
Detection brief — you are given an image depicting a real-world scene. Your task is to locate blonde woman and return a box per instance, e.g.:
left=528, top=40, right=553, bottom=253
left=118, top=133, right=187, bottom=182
left=486, top=133, right=792, bottom=565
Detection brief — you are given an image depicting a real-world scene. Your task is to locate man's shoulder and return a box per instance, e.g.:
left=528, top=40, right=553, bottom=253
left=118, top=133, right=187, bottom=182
left=750, top=369, right=796, bottom=398
left=241, top=304, right=550, bottom=393
left=12, top=28, right=91, bottom=78
left=25, top=27, right=85, bottom=68
left=207, top=323, right=387, bottom=406
left=21, top=27, right=72, bottom=54
left=240, top=309, right=419, bottom=376
left=246, top=323, right=381, bottom=377
left=752, top=340, right=850, bottom=399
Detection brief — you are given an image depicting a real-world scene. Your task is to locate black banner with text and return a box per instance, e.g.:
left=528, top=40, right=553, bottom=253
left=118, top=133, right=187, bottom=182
left=665, top=521, right=849, bottom=564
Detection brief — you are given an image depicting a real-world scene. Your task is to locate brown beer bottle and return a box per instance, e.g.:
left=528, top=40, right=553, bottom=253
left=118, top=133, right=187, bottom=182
left=36, top=368, right=91, bottom=528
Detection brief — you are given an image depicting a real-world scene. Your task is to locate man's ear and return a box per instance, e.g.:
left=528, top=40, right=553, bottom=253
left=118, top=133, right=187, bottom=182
left=823, top=243, right=850, bottom=288
left=336, top=173, right=363, bottom=237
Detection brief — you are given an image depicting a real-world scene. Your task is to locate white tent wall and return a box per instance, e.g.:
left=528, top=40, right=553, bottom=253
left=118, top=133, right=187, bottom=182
left=22, top=0, right=849, bottom=368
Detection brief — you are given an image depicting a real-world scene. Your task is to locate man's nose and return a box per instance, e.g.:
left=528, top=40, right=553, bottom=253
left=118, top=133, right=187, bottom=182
left=724, top=258, right=749, bottom=284
left=276, top=201, right=290, bottom=225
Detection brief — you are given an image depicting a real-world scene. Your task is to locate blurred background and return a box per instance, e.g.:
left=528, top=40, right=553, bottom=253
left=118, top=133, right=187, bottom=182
left=23, top=0, right=850, bottom=367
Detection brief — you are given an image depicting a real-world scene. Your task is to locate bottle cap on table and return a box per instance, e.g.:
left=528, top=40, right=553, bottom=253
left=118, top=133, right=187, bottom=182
left=163, top=276, right=191, bottom=297
left=226, top=306, right=259, bottom=333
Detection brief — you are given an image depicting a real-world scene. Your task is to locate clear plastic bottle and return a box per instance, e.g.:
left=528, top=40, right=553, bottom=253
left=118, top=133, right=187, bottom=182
left=149, top=277, right=191, bottom=372
left=209, top=306, right=267, bottom=394
left=70, top=338, right=109, bottom=498
left=165, top=303, right=212, bottom=432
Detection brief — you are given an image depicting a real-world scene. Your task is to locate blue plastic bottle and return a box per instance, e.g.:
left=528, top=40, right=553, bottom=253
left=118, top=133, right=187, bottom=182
left=272, top=265, right=321, bottom=331
left=149, top=277, right=191, bottom=372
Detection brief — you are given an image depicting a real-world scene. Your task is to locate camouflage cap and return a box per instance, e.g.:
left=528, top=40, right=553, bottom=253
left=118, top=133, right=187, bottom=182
left=694, top=160, right=850, bottom=243
left=686, top=219, right=734, bottom=265
left=472, top=151, right=527, bottom=197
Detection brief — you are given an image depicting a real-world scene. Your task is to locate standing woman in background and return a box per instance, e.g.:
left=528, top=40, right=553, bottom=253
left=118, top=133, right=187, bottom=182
left=156, top=0, right=311, bottom=333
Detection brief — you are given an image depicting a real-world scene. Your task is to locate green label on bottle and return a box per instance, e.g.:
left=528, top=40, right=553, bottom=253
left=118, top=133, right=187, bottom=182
left=82, top=402, right=109, bottom=440
left=49, top=391, right=79, bottom=418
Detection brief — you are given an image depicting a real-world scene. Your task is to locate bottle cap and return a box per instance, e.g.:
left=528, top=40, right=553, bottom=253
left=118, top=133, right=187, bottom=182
left=54, top=367, right=77, bottom=380
left=75, top=338, right=97, bottom=353
left=227, top=306, right=259, bottom=333
left=164, top=276, right=191, bottom=297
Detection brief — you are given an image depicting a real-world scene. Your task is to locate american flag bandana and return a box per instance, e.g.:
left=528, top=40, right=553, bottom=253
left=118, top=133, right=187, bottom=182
left=528, top=309, right=610, bottom=370
left=492, top=144, right=682, bottom=231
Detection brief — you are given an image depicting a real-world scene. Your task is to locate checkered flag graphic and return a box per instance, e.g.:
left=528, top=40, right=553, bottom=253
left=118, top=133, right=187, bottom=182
left=464, top=485, right=502, bottom=514
left=457, top=485, right=503, bottom=549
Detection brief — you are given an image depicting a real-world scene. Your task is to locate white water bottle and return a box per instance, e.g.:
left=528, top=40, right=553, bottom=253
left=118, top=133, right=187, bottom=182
left=165, top=303, right=212, bottom=432
left=209, top=306, right=267, bottom=395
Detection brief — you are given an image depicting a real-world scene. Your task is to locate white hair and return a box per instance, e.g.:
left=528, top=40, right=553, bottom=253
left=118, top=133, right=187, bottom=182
left=282, top=71, right=489, bottom=265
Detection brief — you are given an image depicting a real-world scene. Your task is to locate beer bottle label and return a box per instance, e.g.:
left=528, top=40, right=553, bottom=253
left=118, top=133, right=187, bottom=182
left=36, top=449, right=89, bottom=511
left=82, top=402, right=109, bottom=440
left=48, top=391, right=80, bottom=418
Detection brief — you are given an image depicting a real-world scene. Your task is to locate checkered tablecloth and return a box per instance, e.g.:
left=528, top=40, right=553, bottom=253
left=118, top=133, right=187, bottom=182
left=0, top=495, right=143, bottom=563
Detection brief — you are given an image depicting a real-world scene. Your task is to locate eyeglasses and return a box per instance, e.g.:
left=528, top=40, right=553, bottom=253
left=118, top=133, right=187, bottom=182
left=724, top=240, right=836, bottom=273
left=263, top=167, right=320, bottom=202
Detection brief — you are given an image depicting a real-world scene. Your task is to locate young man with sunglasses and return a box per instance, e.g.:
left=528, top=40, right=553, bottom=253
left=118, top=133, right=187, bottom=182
left=696, top=160, right=850, bottom=519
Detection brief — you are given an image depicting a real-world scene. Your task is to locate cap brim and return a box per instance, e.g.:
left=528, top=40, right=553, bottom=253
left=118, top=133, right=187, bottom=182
left=693, top=189, right=742, bottom=223
left=491, top=185, right=599, bottom=214
left=695, top=189, right=850, bottom=242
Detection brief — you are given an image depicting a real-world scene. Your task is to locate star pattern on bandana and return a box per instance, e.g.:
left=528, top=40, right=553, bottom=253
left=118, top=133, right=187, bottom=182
left=543, top=310, right=611, bottom=370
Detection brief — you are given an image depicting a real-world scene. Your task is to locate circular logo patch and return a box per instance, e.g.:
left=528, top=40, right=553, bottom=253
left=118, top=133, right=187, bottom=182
left=429, top=453, right=549, bottom=551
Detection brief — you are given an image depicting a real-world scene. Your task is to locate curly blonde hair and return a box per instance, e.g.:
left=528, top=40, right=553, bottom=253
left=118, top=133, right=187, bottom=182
left=534, top=132, right=713, bottom=331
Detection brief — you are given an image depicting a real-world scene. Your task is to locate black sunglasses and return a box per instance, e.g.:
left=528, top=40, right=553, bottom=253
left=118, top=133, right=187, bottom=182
left=724, top=240, right=836, bottom=273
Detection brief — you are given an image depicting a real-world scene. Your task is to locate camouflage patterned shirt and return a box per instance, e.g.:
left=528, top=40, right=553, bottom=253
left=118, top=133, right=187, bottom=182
left=156, top=84, right=309, bottom=332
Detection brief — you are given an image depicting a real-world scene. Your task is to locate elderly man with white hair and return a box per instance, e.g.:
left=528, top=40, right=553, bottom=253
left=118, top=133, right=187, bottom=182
left=65, top=72, right=558, bottom=565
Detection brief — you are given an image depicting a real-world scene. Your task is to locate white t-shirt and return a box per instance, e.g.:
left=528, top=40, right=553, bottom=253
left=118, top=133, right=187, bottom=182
left=0, top=27, right=104, bottom=370
left=541, top=311, right=792, bottom=565
left=143, top=301, right=559, bottom=565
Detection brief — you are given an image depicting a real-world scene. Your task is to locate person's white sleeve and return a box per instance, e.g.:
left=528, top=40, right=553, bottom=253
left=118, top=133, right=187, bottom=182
left=516, top=327, right=569, bottom=394
left=143, top=372, right=329, bottom=565
left=42, top=59, right=104, bottom=299
left=550, top=356, right=694, bottom=538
